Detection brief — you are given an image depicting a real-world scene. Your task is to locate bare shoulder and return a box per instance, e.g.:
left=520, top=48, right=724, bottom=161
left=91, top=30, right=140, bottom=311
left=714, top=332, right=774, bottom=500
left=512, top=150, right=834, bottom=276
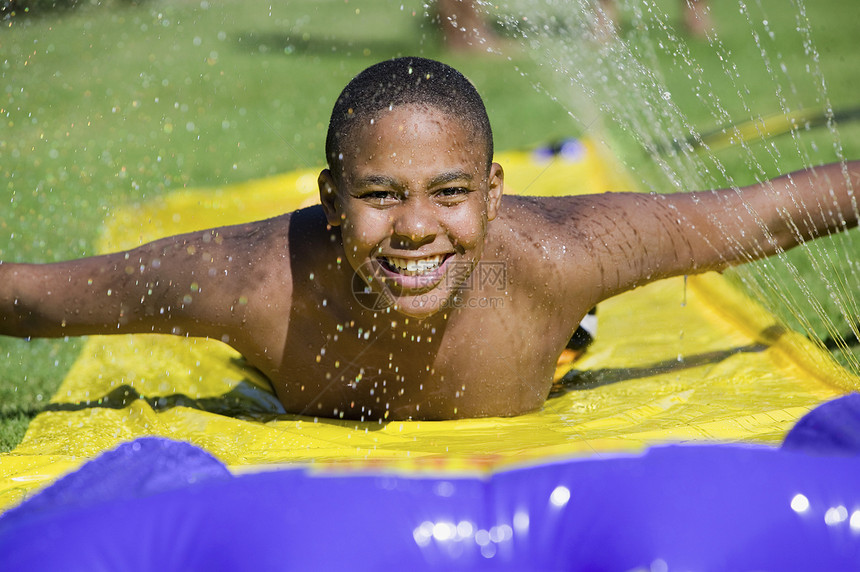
left=197, top=206, right=333, bottom=342
left=487, top=194, right=613, bottom=311
left=145, top=211, right=296, bottom=304
left=489, top=192, right=715, bottom=307
left=495, top=193, right=619, bottom=234
left=181, top=205, right=333, bottom=285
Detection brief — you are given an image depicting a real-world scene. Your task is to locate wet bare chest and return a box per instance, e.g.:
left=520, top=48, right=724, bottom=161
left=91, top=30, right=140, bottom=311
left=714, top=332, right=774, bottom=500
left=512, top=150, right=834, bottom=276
left=270, top=301, right=566, bottom=420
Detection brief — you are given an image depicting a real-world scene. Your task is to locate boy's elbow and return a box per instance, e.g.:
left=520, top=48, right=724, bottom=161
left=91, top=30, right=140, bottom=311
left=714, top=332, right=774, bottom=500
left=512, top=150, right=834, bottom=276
left=0, top=301, right=55, bottom=339
left=0, top=272, right=39, bottom=337
left=1, top=274, right=77, bottom=339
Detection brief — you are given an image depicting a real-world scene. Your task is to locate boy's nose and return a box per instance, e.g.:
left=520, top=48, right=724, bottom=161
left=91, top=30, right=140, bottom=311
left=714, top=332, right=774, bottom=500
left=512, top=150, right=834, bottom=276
left=391, top=200, right=438, bottom=247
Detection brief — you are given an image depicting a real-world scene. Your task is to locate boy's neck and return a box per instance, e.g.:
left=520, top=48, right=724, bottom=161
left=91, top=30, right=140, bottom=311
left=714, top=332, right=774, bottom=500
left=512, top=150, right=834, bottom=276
left=349, top=302, right=452, bottom=340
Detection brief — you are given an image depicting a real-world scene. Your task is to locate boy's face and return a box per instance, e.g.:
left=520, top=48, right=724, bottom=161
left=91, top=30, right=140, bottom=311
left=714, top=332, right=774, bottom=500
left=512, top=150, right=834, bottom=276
left=319, top=104, right=503, bottom=319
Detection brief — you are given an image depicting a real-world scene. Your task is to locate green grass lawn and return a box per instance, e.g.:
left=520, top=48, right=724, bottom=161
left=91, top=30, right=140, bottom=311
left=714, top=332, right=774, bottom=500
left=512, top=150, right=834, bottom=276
left=1, top=0, right=858, bottom=450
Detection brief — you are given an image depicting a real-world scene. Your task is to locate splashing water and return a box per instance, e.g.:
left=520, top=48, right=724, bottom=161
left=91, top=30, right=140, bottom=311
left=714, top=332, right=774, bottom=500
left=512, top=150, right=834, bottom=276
left=1, top=0, right=859, bottom=439
left=482, top=0, right=860, bottom=374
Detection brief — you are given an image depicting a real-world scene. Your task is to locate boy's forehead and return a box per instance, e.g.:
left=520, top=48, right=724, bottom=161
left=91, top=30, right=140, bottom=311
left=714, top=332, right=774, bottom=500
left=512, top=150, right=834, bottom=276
left=361, top=104, right=460, bottom=140
left=341, top=104, right=490, bottom=174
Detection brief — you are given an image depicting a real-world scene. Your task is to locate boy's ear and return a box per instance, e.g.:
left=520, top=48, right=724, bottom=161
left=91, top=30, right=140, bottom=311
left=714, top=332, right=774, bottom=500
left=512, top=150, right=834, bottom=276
left=486, top=162, right=504, bottom=221
left=318, top=169, right=343, bottom=227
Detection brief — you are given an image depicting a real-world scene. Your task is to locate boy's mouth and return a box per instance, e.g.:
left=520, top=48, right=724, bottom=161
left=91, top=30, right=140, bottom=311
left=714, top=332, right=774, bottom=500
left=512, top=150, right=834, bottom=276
left=378, top=254, right=450, bottom=276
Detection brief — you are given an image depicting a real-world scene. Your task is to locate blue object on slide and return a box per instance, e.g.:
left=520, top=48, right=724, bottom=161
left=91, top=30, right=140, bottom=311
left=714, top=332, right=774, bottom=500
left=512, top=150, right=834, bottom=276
left=3, top=438, right=231, bottom=520
left=783, top=392, right=860, bottom=455
left=3, top=397, right=860, bottom=571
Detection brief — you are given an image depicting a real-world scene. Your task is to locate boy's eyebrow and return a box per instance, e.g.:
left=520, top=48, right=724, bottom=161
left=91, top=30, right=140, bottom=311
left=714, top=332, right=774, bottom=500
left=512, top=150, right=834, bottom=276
left=353, top=170, right=474, bottom=189
left=429, top=170, right=473, bottom=187
left=354, top=174, right=402, bottom=189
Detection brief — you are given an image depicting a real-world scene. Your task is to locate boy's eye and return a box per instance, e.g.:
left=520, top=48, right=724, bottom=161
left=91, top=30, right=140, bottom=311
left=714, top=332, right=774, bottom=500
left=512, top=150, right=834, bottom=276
left=436, top=187, right=469, bottom=200
left=360, top=190, right=398, bottom=205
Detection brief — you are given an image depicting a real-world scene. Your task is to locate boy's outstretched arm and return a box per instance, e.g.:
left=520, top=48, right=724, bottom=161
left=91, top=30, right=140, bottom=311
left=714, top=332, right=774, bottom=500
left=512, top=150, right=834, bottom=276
left=702, top=159, right=860, bottom=260
left=572, top=160, right=860, bottom=301
left=0, top=217, right=290, bottom=348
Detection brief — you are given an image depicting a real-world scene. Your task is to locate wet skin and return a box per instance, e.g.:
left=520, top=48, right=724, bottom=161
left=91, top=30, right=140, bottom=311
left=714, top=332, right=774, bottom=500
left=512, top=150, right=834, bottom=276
left=2, top=105, right=859, bottom=420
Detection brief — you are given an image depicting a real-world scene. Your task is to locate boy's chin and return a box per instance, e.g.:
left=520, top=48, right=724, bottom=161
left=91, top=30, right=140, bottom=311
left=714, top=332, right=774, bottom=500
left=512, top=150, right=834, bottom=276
left=390, top=293, right=452, bottom=320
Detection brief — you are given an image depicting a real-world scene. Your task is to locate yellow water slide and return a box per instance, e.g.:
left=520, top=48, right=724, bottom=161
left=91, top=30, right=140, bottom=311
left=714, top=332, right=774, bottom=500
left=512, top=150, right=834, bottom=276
left=1, top=140, right=854, bottom=511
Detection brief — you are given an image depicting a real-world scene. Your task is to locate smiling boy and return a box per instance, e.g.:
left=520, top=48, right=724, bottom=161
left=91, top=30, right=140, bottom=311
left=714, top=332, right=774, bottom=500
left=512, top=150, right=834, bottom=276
left=2, top=57, right=859, bottom=421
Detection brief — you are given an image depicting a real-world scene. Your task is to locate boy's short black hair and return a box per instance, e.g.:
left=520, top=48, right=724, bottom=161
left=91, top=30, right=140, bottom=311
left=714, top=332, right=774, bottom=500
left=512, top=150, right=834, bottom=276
left=325, top=57, right=494, bottom=180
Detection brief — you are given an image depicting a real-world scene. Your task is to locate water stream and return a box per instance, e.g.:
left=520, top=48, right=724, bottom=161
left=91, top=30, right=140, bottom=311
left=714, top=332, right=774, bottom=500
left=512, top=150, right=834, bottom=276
left=482, top=0, right=860, bottom=374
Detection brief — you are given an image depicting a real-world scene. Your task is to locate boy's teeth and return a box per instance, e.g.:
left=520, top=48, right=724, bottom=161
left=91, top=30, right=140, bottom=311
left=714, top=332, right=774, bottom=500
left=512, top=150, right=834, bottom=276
left=383, top=255, right=444, bottom=275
